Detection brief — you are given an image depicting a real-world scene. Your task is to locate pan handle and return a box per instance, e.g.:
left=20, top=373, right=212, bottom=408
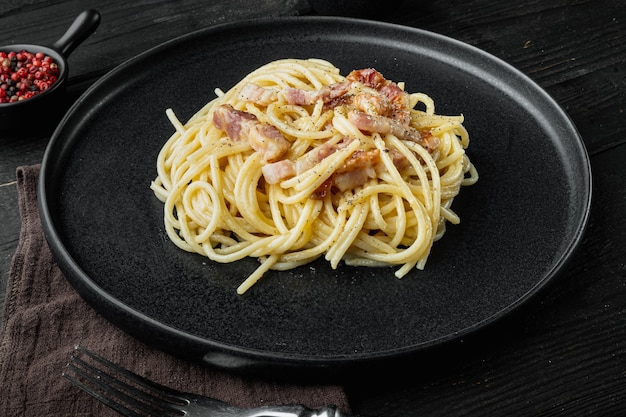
left=51, top=9, right=101, bottom=58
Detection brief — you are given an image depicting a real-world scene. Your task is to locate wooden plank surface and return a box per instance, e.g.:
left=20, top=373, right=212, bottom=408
left=2, top=0, right=626, bottom=415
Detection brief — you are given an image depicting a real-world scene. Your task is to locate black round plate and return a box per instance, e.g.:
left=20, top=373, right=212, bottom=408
left=39, top=17, right=591, bottom=374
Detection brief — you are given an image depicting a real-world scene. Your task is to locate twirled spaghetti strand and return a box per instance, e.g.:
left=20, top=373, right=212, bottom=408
left=151, top=58, right=478, bottom=294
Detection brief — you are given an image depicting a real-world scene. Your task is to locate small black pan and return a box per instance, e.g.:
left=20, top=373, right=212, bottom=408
left=0, top=9, right=101, bottom=131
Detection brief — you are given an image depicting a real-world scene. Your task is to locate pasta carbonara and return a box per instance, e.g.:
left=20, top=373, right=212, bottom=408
left=151, top=58, right=478, bottom=294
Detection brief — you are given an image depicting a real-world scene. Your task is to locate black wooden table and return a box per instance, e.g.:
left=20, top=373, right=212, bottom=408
left=1, top=0, right=625, bottom=415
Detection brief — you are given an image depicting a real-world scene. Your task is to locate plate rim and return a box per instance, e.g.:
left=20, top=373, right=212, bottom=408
left=38, top=15, right=592, bottom=372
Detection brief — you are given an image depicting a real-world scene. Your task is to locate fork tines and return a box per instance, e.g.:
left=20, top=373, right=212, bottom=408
left=63, top=345, right=188, bottom=417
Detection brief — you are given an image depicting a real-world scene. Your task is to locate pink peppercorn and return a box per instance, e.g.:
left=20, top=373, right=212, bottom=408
left=0, top=49, right=60, bottom=103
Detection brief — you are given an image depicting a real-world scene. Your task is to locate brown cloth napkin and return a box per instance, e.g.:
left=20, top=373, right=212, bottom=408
left=0, top=164, right=350, bottom=417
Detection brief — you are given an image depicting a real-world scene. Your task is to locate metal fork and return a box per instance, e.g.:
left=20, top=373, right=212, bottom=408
left=63, top=345, right=352, bottom=417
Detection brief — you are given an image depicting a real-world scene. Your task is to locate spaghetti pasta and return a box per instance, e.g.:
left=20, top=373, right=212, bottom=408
left=151, top=58, right=478, bottom=294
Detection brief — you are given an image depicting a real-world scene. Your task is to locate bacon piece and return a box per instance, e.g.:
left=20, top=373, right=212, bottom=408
left=379, top=82, right=411, bottom=125
left=284, top=80, right=352, bottom=106
left=334, top=170, right=370, bottom=193
left=284, top=69, right=413, bottom=125
left=311, top=148, right=404, bottom=196
left=348, top=110, right=409, bottom=138
left=388, top=149, right=410, bottom=171
left=337, top=149, right=380, bottom=175
left=379, top=80, right=408, bottom=104
left=354, top=92, right=391, bottom=117
left=295, top=142, right=339, bottom=174
left=247, top=123, right=291, bottom=163
left=212, top=104, right=255, bottom=142
left=418, top=130, right=440, bottom=153
left=238, top=83, right=277, bottom=105
left=334, top=149, right=380, bottom=192
left=311, top=176, right=334, bottom=199
left=346, top=68, right=387, bottom=89
left=263, top=141, right=356, bottom=185
left=348, top=111, right=439, bottom=152
left=262, top=159, right=296, bottom=184
left=348, top=68, right=411, bottom=124
left=284, top=88, right=317, bottom=106
left=323, top=80, right=353, bottom=101
left=212, top=104, right=290, bottom=162
left=322, top=93, right=354, bottom=110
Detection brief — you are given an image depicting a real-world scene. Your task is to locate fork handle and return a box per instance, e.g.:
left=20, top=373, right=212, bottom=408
left=300, top=405, right=353, bottom=417
left=242, top=404, right=357, bottom=417
left=189, top=395, right=360, bottom=417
